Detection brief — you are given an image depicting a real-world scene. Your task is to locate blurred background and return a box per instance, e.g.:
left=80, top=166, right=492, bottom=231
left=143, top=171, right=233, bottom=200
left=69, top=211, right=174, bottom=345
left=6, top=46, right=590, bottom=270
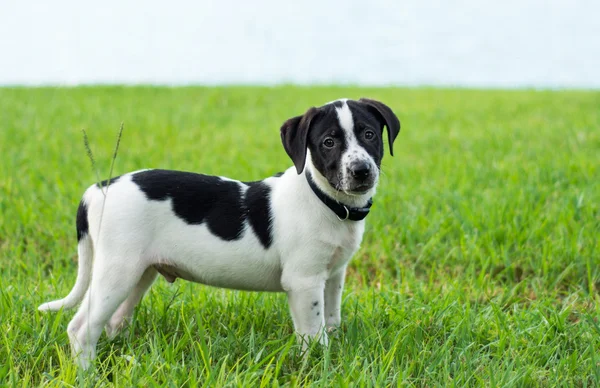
left=1, top=0, right=598, bottom=88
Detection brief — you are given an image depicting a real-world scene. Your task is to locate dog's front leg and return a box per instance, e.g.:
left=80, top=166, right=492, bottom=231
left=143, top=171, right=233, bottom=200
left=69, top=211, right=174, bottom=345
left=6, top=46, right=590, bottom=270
left=324, top=267, right=346, bottom=331
left=284, top=276, right=327, bottom=348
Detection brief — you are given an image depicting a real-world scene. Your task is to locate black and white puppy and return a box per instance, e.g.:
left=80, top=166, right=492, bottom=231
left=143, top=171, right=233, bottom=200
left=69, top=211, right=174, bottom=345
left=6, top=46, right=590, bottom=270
left=39, top=98, right=400, bottom=369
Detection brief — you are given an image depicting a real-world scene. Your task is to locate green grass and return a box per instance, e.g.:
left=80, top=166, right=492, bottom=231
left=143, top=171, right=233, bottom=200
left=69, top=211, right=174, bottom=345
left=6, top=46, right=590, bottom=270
left=0, top=86, right=599, bottom=386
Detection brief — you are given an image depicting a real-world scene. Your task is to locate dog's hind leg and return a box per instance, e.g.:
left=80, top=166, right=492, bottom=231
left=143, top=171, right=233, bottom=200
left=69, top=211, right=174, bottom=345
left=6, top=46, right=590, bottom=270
left=68, top=255, right=145, bottom=370
left=105, top=267, right=157, bottom=340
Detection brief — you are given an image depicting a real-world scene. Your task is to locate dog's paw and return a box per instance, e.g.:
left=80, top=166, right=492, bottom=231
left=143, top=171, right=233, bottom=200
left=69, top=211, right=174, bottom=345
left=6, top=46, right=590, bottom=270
left=326, top=325, right=340, bottom=336
left=297, top=331, right=329, bottom=351
left=105, top=320, right=128, bottom=340
left=105, top=310, right=134, bottom=340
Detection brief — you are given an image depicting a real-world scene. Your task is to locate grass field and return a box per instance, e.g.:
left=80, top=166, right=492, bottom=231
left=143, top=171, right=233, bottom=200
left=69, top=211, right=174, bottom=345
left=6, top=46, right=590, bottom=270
left=0, top=86, right=599, bottom=386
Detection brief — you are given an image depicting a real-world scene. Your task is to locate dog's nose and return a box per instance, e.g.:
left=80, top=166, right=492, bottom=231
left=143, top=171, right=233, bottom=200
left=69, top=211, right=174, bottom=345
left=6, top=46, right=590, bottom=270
left=350, top=162, right=371, bottom=180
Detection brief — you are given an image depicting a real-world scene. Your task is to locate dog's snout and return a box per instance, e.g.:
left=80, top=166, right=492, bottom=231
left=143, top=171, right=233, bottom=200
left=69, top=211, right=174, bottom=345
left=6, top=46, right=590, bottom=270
left=350, top=162, right=371, bottom=180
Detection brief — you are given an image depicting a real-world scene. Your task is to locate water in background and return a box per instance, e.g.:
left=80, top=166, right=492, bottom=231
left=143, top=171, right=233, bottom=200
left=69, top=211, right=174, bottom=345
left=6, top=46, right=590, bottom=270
left=1, top=0, right=599, bottom=88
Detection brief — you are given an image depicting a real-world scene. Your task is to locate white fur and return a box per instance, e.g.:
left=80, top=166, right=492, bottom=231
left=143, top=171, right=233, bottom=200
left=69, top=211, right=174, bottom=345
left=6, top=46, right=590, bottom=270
left=335, top=101, right=354, bottom=133
left=38, top=99, right=382, bottom=369
left=38, top=166, right=370, bottom=369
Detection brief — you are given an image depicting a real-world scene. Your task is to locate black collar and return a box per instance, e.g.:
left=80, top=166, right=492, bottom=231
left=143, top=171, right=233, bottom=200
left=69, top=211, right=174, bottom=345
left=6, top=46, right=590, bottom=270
left=306, top=172, right=373, bottom=221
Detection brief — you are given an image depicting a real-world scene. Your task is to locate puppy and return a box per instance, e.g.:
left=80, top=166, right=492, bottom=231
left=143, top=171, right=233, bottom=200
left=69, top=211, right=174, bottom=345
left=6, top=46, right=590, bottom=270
left=39, top=98, right=400, bottom=369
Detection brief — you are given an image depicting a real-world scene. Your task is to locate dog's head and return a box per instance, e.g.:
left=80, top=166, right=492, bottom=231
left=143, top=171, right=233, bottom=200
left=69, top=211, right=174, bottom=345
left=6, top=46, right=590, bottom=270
left=281, top=98, right=400, bottom=195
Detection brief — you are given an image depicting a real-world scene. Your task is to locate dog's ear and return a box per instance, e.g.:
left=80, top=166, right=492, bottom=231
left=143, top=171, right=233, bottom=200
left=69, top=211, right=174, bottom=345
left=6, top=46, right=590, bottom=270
left=359, top=98, right=401, bottom=156
left=280, top=107, right=320, bottom=174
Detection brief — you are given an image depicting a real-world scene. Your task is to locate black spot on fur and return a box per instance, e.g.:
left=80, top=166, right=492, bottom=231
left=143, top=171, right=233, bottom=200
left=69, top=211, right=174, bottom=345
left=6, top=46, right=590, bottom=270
left=313, top=301, right=319, bottom=306
left=132, top=170, right=246, bottom=241
left=244, top=181, right=273, bottom=248
left=76, top=200, right=88, bottom=241
left=132, top=170, right=275, bottom=247
left=273, top=172, right=284, bottom=177
left=96, top=176, right=121, bottom=188
left=317, top=312, right=320, bottom=316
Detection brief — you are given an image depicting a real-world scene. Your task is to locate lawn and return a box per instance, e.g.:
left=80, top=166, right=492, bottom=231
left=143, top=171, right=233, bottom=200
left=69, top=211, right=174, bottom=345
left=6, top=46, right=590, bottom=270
left=0, top=86, right=598, bottom=386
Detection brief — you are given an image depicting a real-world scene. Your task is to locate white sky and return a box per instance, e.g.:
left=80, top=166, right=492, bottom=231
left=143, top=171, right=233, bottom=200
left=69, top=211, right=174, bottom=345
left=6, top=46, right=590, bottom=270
left=1, top=0, right=598, bottom=87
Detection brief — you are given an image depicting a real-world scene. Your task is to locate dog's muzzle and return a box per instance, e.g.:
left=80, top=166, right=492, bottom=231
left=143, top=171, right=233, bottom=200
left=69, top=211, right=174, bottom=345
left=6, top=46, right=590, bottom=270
left=346, top=161, right=377, bottom=193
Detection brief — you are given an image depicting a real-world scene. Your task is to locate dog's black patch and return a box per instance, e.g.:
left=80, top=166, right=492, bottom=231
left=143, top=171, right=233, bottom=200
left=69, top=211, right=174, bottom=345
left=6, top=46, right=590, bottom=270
left=132, top=170, right=246, bottom=241
left=272, top=172, right=284, bottom=177
left=305, top=104, right=349, bottom=189
left=96, top=176, right=121, bottom=188
left=346, top=101, right=385, bottom=167
left=132, top=170, right=275, bottom=247
left=244, top=181, right=273, bottom=248
left=76, top=200, right=89, bottom=241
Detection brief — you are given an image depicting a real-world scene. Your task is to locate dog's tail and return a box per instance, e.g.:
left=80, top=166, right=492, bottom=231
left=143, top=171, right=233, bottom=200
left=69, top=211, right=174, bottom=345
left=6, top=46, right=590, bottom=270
left=38, top=200, right=93, bottom=312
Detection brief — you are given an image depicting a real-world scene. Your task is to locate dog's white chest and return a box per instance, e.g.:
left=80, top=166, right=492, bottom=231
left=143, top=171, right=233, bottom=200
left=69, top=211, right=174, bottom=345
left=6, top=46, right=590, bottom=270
left=324, top=222, right=364, bottom=274
left=327, top=246, right=345, bottom=271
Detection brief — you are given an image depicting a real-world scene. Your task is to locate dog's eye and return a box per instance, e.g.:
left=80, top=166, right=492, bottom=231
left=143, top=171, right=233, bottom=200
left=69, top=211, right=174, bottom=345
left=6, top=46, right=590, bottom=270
left=364, top=130, right=375, bottom=140
left=323, top=138, right=335, bottom=148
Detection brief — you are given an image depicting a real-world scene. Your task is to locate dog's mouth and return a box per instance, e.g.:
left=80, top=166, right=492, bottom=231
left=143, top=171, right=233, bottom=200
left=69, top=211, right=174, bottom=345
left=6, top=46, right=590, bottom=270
left=336, top=180, right=375, bottom=196
left=328, top=178, right=376, bottom=196
left=344, top=184, right=373, bottom=195
left=325, top=172, right=376, bottom=197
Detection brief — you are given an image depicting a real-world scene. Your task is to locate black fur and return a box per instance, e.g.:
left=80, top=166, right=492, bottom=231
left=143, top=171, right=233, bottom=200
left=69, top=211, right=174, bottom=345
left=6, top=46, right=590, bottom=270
left=132, top=169, right=274, bottom=248
left=346, top=100, right=386, bottom=167
left=280, top=99, right=399, bottom=193
left=245, top=181, right=274, bottom=248
left=96, top=176, right=121, bottom=188
left=301, top=100, right=398, bottom=192
left=280, top=107, right=321, bottom=174
left=76, top=200, right=89, bottom=241
left=132, top=170, right=245, bottom=241
left=305, top=103, right=349, bottom=190
left=355, top=98, right=401, bottom=156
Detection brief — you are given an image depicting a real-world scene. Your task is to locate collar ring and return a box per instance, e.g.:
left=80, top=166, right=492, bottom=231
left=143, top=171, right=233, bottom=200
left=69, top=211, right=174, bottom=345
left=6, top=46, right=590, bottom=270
left=336, top=205, right=350, bottom=221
